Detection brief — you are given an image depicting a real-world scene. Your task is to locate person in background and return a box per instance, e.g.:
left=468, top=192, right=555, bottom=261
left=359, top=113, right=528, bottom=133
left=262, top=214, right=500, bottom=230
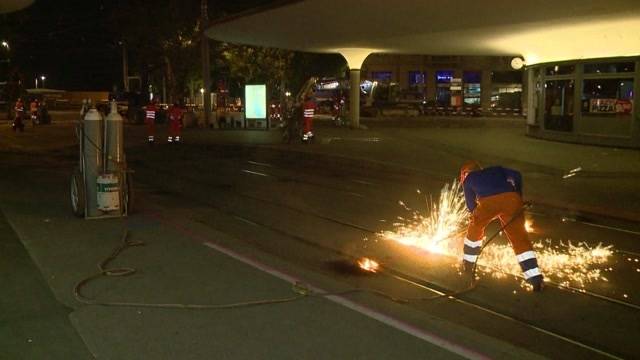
left=167, top=102, right=184, bottom=143
left=13, top=97, right=25, bottom=132
left=302, top=94, right=316, bottom=142
left=29, top=98, right=39, bottom=126
left=145, top=100, right=158, bottom=144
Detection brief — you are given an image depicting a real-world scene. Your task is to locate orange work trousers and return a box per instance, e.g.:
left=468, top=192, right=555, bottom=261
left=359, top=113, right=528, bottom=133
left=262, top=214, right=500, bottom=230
left=466, top=192, right=532, bottom=256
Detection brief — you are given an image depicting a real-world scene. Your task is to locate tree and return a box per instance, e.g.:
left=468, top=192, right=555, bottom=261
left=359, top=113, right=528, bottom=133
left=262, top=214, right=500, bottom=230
left=108, top=0, right=202, bottom=102
left=218, top=43, right=293, bottom=99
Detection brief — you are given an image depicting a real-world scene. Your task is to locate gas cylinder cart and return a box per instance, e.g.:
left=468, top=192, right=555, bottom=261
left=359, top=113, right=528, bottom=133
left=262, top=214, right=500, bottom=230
left=71, top=100, right=133, bottom=219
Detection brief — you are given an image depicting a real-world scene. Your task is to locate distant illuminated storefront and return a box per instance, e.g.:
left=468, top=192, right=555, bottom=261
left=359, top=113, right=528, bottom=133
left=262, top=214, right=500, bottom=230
left=435, top=70, right=453, bottom=106
left=463, top=71, right=481, bottom=105
left=526, top=57, right=639, bottom=148
left=361, top=54, right=523, bottom=114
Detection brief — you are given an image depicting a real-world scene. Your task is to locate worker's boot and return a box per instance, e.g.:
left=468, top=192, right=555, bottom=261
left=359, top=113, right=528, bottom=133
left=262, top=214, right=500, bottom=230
left=529, top=275, right=544, bottom=292
left=462, top=260, right=475, bottom=274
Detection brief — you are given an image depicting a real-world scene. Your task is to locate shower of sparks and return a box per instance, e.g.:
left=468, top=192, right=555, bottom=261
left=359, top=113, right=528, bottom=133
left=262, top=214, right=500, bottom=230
left=379, top=180, right=614, bottom=289
left=358, top=257, right=380, bottom=273
left=382, top=181, right=468, bottom=255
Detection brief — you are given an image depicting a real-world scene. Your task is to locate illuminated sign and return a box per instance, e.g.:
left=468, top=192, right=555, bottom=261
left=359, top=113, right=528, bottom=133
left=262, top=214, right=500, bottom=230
left=436, top=71, right=453, bottom=83
left=317, top=81, right=340, bottom=90
left=245, top=84, right=266, bottom=119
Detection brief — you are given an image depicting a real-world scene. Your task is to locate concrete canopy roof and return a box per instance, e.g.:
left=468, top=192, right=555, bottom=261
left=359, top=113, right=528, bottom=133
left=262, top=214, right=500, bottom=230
left=206, top=0, right=640, bottom=67
left=0, top=0, right=33, bottom=13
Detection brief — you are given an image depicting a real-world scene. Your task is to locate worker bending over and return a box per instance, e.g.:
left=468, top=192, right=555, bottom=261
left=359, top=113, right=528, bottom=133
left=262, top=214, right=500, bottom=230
left=460, top=160, right=544, bottom=291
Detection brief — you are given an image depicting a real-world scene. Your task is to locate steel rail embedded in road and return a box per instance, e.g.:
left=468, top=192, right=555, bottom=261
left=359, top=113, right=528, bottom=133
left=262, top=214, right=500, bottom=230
left=230, top=210, right=626, bottom=360
left=231, top=206, right=627, bottom=360
left=385, top=271, right=625, bottom=360
left=137, top=162, right=638, bottom=358
left=145, top=161, right=640, bottom=311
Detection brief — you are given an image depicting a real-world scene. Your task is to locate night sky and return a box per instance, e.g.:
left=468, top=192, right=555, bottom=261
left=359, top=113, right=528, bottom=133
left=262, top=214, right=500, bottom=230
left=1, top=0, right=280, bottom=91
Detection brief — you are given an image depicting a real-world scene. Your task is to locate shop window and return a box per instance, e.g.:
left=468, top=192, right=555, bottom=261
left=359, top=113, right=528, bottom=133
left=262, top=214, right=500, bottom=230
left=463, top=71, right=481, bottom=84
left=436, top=87, right=451, bottom=106
left=408, top=71, right=426, bottom=86
left=545, top=65, right=575, bottom=76
left=436, top=70, right=453, bottom=84
left=492, top=71, right=522, bottom=84
left=584, top=62, right=635, bottom=74
left=372, top=71, right=392, bottom=82
left=435, top=71, right=453, bottom=106
left=490, top=85, right=522, bottom=110
left=407, top=71, right=426, bottom=99
left=463, top=71, right=481, bottom=106
left=464, top=84, right=481, bottom=105
left=581, top=78, right=634, bottom=116
left=544, top=80, right=574, bottom=132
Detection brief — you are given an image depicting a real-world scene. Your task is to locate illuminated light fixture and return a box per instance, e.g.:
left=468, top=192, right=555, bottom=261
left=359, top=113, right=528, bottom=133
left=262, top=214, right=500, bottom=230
left=200, top=88, right=204, bottom=94
left=510, top=57, right=525, bottom=70
left=335, top=48, right=378, bottom=69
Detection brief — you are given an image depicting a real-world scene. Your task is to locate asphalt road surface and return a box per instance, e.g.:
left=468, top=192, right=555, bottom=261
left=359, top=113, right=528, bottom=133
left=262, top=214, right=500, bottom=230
left=1, top=121, right=639, bottom=359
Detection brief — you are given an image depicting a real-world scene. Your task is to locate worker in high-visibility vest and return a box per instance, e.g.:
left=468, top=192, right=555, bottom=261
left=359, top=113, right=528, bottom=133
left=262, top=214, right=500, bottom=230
left=13, top=98, right=25, bottom=132
left=29, top=98, right=39, bottom=126
left=145, top=100, right=157, bottom=144
left=167, top=102, right=184, bottom=143
left=460, top=160, right=544, bottom=291
left=302, top=95, right=316, bottom=142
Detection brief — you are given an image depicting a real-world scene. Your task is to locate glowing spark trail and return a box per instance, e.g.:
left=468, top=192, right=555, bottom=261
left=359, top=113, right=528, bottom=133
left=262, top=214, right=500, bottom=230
left=379, top=180, right=614, bottom=290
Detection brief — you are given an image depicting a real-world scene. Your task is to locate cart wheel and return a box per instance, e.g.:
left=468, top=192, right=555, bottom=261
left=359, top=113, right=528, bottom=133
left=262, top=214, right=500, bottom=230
left=123, top=173, right=134, bottom=214
left=70, top=169, right=85, bottom=217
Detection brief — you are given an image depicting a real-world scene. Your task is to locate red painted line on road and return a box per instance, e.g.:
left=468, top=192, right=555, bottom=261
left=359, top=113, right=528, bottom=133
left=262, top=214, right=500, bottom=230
left=146, top=208, right=488, bottom=359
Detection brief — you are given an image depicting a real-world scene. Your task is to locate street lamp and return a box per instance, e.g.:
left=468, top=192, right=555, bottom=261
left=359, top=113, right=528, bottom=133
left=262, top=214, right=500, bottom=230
left=40, top=75, right=46, bottom=89
left=1, top=41, right=9, bottom=50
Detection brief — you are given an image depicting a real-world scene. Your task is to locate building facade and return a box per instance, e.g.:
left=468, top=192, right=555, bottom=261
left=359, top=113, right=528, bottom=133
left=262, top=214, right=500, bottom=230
left=362, top=54, right=525, bottom=116
left=526, top=57, right=639, bottom=148
left=362, top=54, right=639, bottom=148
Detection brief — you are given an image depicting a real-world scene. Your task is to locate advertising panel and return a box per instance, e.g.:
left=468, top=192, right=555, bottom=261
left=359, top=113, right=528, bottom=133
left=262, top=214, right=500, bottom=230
left=245, top=84, right=267, bottom=119
left=589, top=98, right=633, bottom=114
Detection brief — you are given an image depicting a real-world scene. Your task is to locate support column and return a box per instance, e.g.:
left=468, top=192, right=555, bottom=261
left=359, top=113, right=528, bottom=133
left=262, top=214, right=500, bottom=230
left=480, top=70, right=492, bottom=114
left=338, top=48, right=373, bottom=130
left=349, top=68, right=361, bottom=129
left=525, top=68, right=536, bottom=125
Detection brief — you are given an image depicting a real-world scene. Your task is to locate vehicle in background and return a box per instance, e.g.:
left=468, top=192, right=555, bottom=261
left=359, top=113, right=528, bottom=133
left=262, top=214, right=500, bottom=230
left=298, top=77, right=423, bottom=120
